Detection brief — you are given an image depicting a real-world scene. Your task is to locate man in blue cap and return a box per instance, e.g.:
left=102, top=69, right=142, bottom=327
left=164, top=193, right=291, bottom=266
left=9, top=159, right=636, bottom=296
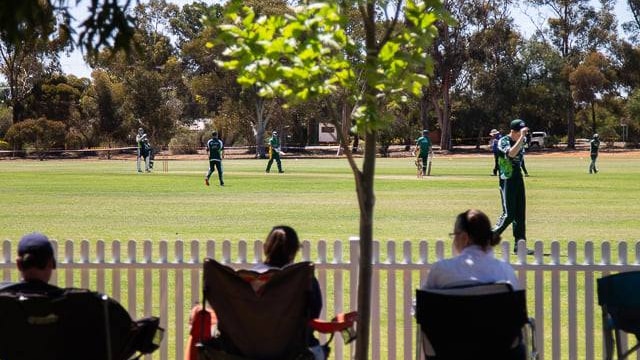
left=4, top=232, right=61, bottom=294
left=493, top=119, right=532, bottom=255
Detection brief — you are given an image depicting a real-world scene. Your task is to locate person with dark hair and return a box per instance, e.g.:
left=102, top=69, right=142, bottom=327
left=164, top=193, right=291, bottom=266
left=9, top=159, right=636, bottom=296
left=205, top=131, right=224, bottom=186
left=2, top=232, right=61, bottom=294
left=422, top=209, right=520, bottom=289
left=252, top=226, right=323, bottom=358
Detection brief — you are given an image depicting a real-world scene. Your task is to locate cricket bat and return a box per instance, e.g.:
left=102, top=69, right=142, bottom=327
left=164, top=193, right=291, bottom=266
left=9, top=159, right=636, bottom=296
left=427, top=153, right=433, bottom=176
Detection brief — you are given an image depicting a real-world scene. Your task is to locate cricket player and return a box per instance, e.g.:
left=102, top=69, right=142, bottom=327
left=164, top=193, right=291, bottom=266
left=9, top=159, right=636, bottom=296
left=493, top=119, right=532, bottom=254
left=265, top=130, right=284, bottom=174
left=136, top=128, right=151, bottom=173
left=205, top=131, right=224, bottom=186
left=589, top=133, right=600, bottom=174
left=415, top=129, right=433, bottom=176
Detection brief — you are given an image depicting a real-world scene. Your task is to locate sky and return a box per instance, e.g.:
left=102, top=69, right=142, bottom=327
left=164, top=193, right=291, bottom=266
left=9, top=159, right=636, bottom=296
left=59, top=0, right=636, bottom=79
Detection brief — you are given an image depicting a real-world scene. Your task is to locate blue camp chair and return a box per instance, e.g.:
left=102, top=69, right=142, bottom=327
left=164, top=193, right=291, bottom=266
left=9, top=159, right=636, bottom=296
left=597, top=271, right=640, bottom=360
left=415, top=283, right=537, bottom=360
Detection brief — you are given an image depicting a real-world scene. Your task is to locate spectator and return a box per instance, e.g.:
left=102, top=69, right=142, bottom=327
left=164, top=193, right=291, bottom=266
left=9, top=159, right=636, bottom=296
left=7, top=232, right=61, bottom=294
left=253, top=225, right=324, bottom=359
left=423, top=209, right=520, bottom=290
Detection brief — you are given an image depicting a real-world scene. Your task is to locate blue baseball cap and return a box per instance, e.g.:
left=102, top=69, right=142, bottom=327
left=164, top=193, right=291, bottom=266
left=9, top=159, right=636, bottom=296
left=18, top=232, right=54, bottom=260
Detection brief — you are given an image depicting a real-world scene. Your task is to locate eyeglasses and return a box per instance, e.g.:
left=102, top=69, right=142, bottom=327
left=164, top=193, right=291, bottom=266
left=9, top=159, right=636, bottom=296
left=448, top=231, right=461, bottom=238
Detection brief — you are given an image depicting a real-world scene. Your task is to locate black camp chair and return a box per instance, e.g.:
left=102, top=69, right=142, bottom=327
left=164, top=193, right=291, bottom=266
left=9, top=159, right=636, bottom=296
left=415, top=283, right=537, bottom=360
left=598, top=271, right=640, bottom=360
left=190, top=258, right=356, bottom=360
left=0, top=286, right=163, bottom=360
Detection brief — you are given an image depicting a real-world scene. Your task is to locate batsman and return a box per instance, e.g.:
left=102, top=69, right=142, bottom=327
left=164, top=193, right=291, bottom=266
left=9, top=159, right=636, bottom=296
left=415, top=129, right=433, bottom=176
left=265, top=130, right=284, bottom=174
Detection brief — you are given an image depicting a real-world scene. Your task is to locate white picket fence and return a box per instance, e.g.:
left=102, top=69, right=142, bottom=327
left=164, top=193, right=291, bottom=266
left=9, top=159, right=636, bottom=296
left=1, top=238, right=640, bottom=360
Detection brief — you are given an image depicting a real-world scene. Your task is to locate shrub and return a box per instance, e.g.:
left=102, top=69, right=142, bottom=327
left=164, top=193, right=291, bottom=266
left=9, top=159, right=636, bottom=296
left=168, top=128, right=199, bottom=155
left=0, top=140, right=9, bottom=150
left=5, top=118, right=66, bottom=152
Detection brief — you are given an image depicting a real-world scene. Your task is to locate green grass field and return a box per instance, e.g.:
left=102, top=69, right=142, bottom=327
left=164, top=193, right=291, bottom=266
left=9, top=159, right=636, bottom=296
left=1, top=152, right=638, bottom=244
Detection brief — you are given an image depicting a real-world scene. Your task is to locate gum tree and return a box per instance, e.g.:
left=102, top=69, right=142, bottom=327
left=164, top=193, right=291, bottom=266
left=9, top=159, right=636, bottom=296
left=209, top=1, right=446, bottom=358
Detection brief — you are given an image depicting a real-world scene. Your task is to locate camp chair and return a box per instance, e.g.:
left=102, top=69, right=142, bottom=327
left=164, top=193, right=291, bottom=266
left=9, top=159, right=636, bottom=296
left=415, top=283, right=537, bottom=360
left=188, top=258, right=356, bottom=360
left=597, top=271, right=640, bottom=360
left=0, top=286, right=163, bottom=360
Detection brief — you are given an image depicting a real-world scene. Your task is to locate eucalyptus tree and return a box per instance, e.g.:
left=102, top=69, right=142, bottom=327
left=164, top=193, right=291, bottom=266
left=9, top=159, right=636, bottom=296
left=569, top=51, right=616, bottom=133
left=0, top=1, right=64, bottom=123
left=530, top=0, right=617, bottom=148
left=0, top=0, right=138, bottom=56
left=455, top=0, right=523, bottom=140
left=90, top=0, right=185, bottom=145
left=212, top=2, right=445, bottom=358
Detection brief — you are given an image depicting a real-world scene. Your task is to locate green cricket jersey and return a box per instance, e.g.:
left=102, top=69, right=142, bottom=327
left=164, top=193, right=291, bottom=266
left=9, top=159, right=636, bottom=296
left=416, top=136, right=431, bottom=157
left=207, top=138, right=224, bottom=161
left=497, top=135, right=523, bottom=180
left=590, top=138, right=600, bottom=155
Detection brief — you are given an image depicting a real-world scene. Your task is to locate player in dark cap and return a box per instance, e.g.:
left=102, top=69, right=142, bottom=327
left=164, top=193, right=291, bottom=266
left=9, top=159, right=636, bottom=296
left=492, top=119, right=532, bottom=254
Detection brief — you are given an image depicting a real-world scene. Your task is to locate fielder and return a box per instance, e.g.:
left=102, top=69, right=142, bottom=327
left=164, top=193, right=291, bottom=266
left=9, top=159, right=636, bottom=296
left=415, top=129, right=433, bottom=177
left=589, top=133, right=600, bottom=174
left=205, top=131, right=224, bottom=186
left=492, top=119, right=532, bottom=254
left=265, top=130, right=284, bottom=174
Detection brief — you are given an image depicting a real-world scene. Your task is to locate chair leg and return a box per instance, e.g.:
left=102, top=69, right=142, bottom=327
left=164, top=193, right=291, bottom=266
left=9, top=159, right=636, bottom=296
left=602, top=311, right=614, bottom=360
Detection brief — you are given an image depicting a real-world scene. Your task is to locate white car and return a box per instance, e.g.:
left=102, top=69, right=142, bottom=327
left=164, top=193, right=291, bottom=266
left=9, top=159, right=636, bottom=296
left=529, top=131, right=548, bottom=149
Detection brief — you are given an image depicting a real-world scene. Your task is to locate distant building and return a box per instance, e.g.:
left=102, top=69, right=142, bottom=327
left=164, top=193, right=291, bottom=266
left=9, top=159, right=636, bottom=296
left=318, top=123, right=337, bottom=143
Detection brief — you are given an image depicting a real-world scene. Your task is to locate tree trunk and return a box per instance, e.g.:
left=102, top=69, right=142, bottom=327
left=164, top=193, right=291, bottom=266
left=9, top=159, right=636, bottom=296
left=354, top=128, right=376, bottom=360
left=419, top=89, right=430, bottom=130
left=254, top=97, right=268, bottom=158
left=591, top=101, right=597, bottom=134
left=566, top=103, right=576, bottom=149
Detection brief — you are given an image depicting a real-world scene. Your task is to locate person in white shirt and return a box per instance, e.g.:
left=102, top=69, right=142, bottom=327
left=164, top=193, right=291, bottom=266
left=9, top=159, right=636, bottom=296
left=423, top=209, right=520, bottom=289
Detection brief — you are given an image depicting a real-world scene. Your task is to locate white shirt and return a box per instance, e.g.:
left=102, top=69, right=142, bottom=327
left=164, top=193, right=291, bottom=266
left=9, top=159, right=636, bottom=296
left=423, top=245, right=520, bottom=289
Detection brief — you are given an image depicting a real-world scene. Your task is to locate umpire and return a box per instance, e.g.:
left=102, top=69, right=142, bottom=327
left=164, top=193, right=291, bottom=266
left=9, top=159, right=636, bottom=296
left=493, top=119, right=532, bottom=254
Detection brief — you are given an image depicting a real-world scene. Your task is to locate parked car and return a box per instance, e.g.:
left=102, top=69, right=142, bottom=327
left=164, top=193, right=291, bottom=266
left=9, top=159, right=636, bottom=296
left=529, top=131, right=548, bottom=149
